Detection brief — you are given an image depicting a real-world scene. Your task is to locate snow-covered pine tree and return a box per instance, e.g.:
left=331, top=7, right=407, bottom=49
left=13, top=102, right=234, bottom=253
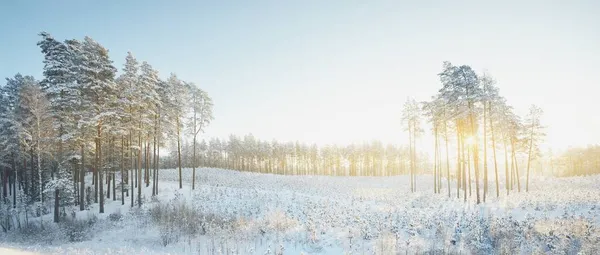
left=1, top=75, right=29, bottom=207
left=401, top=97, right=422, bottom=193
left=38, top=34, right=85, bottom=215
left=186, top=84, right=213, bottom=189
left=164, top=74, right=189, bottom=189
left=78, top=37, right=118, bottom=214
left=117, top=52, right=140, bottom=207
left=137, top=61, right=161, bottom=195
left=524, top=105, right=544, bottom=192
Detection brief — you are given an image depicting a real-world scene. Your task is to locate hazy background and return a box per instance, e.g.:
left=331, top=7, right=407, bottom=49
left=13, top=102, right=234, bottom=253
left=1, top=0, right=599, bottom=153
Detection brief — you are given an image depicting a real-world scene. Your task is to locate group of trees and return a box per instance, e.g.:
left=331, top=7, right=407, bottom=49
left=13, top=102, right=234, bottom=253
left=407, top=62, right=545, bottom=203
left=548, top=146, right=600, bottom=177
left=0, top=32, right=213, bottom=229
left=161, top=135, right=430, bottom=177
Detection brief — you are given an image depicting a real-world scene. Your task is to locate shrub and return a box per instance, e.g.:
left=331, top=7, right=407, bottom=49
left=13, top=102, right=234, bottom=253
left=59, top=214, right=98, bottom=242
left=150, top=198, right=203, bottom=246
left=109, top=209, right=122, bottom=222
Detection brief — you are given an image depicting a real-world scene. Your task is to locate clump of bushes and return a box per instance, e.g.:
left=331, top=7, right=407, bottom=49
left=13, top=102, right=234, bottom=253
left=59, top=213, right=98, bottom=242
left=150, top=198, right=203, bottom=246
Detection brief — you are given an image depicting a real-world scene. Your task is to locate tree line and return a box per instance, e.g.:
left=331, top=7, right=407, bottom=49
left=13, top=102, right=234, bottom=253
left=0, top=32, right=213, bottom=229
left=161, top=135, right=430, bottom=177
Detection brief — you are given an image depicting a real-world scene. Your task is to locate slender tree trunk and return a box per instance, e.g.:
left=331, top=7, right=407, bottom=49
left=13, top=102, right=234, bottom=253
left=412, top=120, right=417, bottom=192
left=408, top=122, right=414, bottom=192
left=79, top=145, right=85, bottom=210
left=12, top=156, right=16, bottom=209
left=489, top=102, right=500, bottom=197
left=130, top=130, right=134, bottom=208
left=152, top=116, right=157, bottom=196
left=468, top=103, right=481, bottom=204
left=483, top=100, right=488, bottom=202
left=193, top=134, right=197, bottom=190
left=433, top=125, right=438, bottom=194
left=456, top=120, right=462, bottom=199
left=145, top=140, right=150, bottom=187
left=53, top=189, right=59, bottom=223
left=138, top=120, right=142, bottom=207
left=460, top=122, right=467, bottom=202
left=107, top=171, right=111, bottom=199
left=510, top=137, right=521, bottom=192
left=467, top=138, right=472, bottom=197
left=121, top=136, right=125, bottom=205
left=526, top=123, right=534, bottom=192
left=444, top=118, right=451, bottom=197
left=98, top=124, right=104, bottom=214
left=502, top=132, right=509, bottom=195
left=112, top=170, right=116, bottom=201
left=155, top=110, right=161, bottom=195
left=177, top=118, right=182, bottom=189
left=37, top=122, right=43, bottom=228
left=94, top=139, right=98, bottom=204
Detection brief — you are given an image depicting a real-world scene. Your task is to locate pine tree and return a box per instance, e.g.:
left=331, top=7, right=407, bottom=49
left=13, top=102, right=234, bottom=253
left=78, top=37, right=118, bottom=213
left=163, top=74, right=188, bottom=189
left=402, top=98, right=422, bottom=192
left=186, top=84, right=214, bottom=189
left=524, top=105, right=544, bottom=192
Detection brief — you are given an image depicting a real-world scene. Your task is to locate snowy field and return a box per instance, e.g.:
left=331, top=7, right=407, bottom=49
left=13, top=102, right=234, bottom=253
left=1, top=168, right=600, bottom=254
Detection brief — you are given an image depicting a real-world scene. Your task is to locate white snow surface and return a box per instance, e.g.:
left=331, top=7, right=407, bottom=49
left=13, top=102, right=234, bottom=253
left=1, top=168, right=600, bottom=254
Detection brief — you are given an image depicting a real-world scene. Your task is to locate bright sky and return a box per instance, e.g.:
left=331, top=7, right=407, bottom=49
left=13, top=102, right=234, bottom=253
left=1, top=1, right=599, bottom=153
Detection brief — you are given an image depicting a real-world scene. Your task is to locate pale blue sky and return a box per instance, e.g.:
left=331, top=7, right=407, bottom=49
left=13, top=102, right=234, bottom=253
left=1, top=1, right=599, bottom=152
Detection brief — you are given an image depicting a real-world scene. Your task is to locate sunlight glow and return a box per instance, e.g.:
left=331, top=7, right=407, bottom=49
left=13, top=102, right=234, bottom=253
left=465, top=136, right=475, bottom=147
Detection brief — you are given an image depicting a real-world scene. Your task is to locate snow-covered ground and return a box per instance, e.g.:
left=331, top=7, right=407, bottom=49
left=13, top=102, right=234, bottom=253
left=2, top=168, right=600, bottom=254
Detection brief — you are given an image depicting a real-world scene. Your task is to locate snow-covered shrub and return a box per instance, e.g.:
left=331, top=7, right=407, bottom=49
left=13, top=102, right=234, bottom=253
left=150, top=197, right=228, bottom=246
left=108, top=209, right=122, bottom=222
left=373, top=231, right=397, bottom=255
left=59, top=213, right=98, bottom=242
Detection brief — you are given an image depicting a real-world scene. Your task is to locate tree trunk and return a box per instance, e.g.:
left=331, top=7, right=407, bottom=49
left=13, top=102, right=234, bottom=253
left=526, top=123, right=534, bottom=192
left=152, top=116, right=157, bottom=196
left=408, top=122, right=413, bottom=192
left=130, top=130, right=134, bottom=208
left=53, top=189, right=59, bottom=223
left=502, top=132, right=509, bottom=195
left=511, top=137, right=521, bottom=192
left=193, top=134, right=197, bottom=190
left=107, top=171, right=111, bottom=199
left=155, top=110, right=161, bottom=196
left=94, top=137, right=98, bottom=204
left=177, top=118, right=183, bottom=189
left=433, top=125, right=438, bottom=194
left=138, top=120, right=142, bottom=208
left=460, top=122, right=467, bottom=202
left=483, top=100, right=488, bottom=202
left=444, top=117, right=451, bottom=198
left=12, top=156, right=16, bottom=209
left=467, top=138, right=472, bottom=197
left=145, top=140, right=150, bottom=187
left=121, top=136, right=125, bottom=205
left=456, top=120, right=461, bottom=199
left=489, top=102, right=500, bottom=197
left=468, top=105, right=481, bottom=204
left=98, top=124, right=104, bottom=214
left=37, top=123, right=43, bottom=228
